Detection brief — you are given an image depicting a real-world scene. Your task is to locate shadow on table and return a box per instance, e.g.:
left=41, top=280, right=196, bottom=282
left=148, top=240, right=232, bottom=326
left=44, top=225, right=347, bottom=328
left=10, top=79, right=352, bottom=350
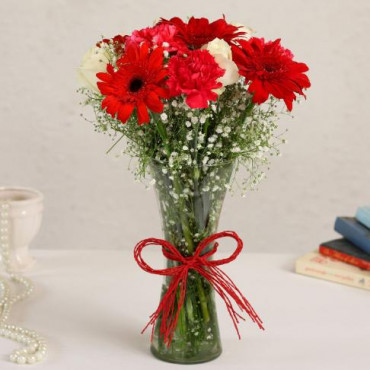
left=46, top=300, right=152, bottom=357
left=83, top=313, right=151, bottom=355
left=280, top=255, right=297, bottom=274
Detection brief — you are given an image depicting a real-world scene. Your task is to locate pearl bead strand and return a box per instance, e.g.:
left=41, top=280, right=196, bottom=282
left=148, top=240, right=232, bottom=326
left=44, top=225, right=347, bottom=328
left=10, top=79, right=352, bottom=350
left=0, top=202, right=47, bottom=364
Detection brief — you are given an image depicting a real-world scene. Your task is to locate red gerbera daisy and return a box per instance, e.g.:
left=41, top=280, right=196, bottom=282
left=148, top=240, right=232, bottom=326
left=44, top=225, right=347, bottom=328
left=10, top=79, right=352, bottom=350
left=231, top=38, right=311, bottom=111
left=97, top=43, right=169, bottom=125
left=167, top=49, right=224, bottom=109
left=160, top=16, right=245, bottom=49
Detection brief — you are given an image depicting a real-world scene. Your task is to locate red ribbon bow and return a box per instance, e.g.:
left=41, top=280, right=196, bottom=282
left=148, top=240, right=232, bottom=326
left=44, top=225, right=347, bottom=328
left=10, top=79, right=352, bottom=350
left=134, top=230, right=264, bottom=346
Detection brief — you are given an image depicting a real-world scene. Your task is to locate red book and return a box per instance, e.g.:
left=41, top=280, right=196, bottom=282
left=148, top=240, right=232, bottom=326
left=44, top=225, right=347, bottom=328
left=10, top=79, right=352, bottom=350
left=319, top=238, right=370, bottom=270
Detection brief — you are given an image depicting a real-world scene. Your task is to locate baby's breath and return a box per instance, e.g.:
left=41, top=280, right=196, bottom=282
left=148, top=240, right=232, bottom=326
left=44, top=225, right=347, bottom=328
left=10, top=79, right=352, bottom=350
left=79, top=79, right=287, bottom=194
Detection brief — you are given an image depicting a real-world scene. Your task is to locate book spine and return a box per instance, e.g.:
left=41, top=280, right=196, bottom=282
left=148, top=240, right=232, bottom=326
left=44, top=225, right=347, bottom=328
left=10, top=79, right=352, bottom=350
left=334, top=217, right=370, bottom=254
left=295, top=258, right=370, bottom=291
left=319, top=245, right=370, bottom=270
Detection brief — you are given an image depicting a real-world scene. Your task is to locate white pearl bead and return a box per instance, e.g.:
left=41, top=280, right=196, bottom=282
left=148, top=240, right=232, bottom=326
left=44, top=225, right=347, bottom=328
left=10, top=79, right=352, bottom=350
left=28, top=344, right=37, bottom=352
left=10, top=332, right=17, bottom=340
left=27, top=356, right=36, bottom=364
left=16, top=356, right=26, bottom=364
left=0, top=201, right=46, bottom=364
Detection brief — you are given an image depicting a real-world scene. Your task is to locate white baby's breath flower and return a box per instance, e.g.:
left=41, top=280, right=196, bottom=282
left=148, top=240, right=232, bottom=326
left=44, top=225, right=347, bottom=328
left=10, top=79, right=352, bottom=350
left=160, top=113, right=168, bottom=121
left=198, top=133, right=205, bottom=142
left=199, top=116, right=207, bottom=124
left=77, top=46, right=110, bottom=92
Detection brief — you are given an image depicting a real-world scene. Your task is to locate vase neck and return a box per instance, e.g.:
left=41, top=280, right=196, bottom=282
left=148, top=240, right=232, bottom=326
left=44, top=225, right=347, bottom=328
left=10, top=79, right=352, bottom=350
left=151, top=161, right=235, bottom=257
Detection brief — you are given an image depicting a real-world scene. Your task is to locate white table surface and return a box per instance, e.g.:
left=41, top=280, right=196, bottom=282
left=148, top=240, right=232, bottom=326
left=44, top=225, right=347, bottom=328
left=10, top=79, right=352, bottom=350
left=0, top=250, right=369, bottom=369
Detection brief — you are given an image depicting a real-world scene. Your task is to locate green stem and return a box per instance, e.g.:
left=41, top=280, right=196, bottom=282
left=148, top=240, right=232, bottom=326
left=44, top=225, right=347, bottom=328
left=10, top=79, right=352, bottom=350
left=196, top=277, right=210, bottom=322
left=176, top=289, right=186, bottom=336
left=153, top=113, right=211, bottom=326
left=153, top=114, right=195, bottom=252
left=106, top=133, right=124, bottom=154
left=155, top=117, right=171, bottom=157
left=240, top=99, right=254, bottom=125
left=172, top=178, right=195, bottom=253
left=203, top=110, right=211, bottom=139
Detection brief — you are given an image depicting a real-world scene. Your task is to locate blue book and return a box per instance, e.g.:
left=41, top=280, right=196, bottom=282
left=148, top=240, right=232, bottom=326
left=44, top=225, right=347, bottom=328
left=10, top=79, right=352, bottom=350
left=356, top=206, right=370, bottom=230
left=334, top=217, right=370, bottom=254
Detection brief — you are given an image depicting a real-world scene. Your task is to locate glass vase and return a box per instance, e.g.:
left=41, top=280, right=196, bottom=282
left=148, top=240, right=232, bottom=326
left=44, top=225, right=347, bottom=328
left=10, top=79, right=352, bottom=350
left=148, top=159, right=236, bottom=364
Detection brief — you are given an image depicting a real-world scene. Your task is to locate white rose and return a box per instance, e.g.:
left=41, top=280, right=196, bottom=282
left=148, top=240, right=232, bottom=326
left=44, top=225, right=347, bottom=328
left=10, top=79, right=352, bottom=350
left=77, top=46, right=110, bottom=93
left=232, top=22, right=255, bottom=41
left=202, top=37, right=233, bottom=60
left=201, top=38, right=239, bottom=94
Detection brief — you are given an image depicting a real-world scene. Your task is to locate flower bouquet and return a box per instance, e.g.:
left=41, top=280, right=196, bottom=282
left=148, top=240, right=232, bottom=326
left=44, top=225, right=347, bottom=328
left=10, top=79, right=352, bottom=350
left=78, top=16, right=310, bottom=364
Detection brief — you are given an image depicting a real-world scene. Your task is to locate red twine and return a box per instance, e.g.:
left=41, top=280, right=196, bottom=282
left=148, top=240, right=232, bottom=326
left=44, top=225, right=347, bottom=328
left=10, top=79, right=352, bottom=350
left=134, top=230, right=264, bottom=346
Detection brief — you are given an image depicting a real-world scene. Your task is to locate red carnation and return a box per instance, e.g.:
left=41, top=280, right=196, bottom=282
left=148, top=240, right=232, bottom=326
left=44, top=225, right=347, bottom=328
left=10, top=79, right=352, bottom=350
left=161, top=16, right=245, bottom=49
left=231, top=38, right=310, bottom=110
left=167, top=49, right=224, bottom=109
left=97, top=43, right=169, bottom=125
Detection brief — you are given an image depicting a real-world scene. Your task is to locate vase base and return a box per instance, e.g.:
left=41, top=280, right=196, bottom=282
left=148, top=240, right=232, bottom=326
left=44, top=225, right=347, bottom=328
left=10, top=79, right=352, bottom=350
left=150, top=344, right=222, bottom=364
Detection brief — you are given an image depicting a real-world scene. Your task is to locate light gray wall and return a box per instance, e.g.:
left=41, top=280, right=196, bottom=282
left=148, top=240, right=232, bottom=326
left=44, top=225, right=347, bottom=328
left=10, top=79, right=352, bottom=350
left=1, top=0, right=370, bottom=253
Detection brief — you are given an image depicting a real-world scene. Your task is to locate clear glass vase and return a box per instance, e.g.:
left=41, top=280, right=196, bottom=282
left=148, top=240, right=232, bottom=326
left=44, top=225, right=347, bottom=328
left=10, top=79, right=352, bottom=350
left=148, top=159, right=236, bottom=364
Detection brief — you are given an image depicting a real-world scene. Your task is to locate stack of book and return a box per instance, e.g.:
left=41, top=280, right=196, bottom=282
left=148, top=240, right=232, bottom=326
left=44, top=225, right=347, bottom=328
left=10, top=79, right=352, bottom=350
left=295, top=206, right=370, bottom=290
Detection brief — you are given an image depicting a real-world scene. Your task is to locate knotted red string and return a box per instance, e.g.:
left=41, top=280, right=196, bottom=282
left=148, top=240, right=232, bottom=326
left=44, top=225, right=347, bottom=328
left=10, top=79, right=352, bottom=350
left=134, top=230, right=264, bottom=346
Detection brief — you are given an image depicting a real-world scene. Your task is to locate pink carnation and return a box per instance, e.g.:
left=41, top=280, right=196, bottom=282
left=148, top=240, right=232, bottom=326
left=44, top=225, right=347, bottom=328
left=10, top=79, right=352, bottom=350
left=128, top=27, right=153, bottom=46
left=127, top=24, right=187, bottom=54
left=167, top=50, right=225, bottom=109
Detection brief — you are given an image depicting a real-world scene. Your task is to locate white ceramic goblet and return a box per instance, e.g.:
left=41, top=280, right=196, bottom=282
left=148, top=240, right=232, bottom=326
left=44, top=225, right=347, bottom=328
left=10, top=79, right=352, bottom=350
left=0, top=187, right=43, bottom=271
